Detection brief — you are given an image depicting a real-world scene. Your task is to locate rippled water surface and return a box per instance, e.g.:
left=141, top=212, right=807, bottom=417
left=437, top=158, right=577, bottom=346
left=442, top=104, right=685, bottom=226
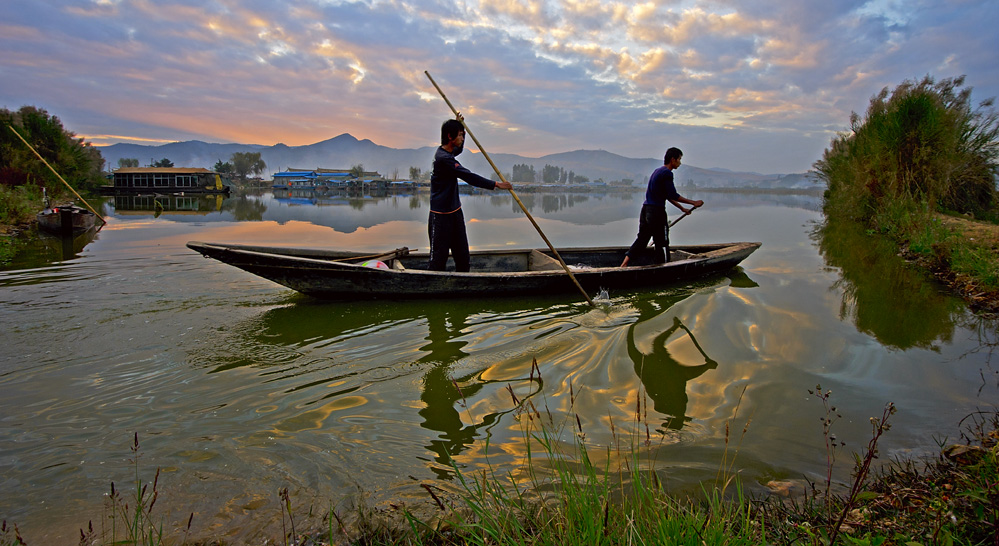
left=1, top=189, right=995, bottom=542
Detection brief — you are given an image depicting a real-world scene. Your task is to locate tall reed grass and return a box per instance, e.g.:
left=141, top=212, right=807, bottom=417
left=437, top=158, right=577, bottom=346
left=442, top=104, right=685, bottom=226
left=815, top=75, right=999, bottom=301
left=816, top=75, right=999, bottom=227
left=76, top=433, right=194, bottom=546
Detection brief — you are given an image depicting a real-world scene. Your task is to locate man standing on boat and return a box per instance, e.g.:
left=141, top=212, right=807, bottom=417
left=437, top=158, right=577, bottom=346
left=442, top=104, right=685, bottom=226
left=620, top=147, right=703, bottom=267
left=428, top=114, right=512, bottom=272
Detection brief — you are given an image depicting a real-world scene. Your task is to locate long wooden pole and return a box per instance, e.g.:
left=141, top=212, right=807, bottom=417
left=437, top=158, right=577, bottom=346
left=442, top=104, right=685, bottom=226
left=7, top=124, right=107, bottom=226
left=425, top=71, right=593, bottom=306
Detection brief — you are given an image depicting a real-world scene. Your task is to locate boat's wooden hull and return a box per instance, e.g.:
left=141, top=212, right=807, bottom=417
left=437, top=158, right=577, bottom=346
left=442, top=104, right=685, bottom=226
left=36, top=205, right=97, bottom=236
left=187, top=241, right=761, bottom=300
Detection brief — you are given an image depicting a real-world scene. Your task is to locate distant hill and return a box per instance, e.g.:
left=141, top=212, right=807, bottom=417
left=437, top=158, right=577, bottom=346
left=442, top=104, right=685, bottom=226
left=100, top=134, right=822, bottom=190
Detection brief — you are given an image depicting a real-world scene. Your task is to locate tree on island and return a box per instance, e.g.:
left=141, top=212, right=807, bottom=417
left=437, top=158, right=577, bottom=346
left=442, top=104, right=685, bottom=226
left=512, top=163, right=536, bottom=183
left=213, top=159, right=233, bottom=174
left=543, top=164, right=565, bottom=184
left=229, top=152, right=266, bottom=179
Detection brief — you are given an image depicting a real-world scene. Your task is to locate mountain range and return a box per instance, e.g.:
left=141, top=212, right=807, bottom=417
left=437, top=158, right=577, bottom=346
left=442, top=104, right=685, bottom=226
left=100, top=133, right=822, bottom=190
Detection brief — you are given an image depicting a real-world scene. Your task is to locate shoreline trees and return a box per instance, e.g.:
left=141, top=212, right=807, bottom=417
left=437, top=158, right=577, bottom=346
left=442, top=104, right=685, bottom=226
left=1, top=106, right=106, bottom=192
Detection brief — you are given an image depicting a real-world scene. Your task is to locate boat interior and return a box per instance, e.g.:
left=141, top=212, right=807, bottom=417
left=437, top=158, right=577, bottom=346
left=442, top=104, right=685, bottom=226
left=187, top=241, right=705, bottom=274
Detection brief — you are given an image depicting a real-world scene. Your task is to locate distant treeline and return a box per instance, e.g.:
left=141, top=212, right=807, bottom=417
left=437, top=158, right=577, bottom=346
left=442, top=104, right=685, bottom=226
left=508, top=163, right=587, bottom=184
left=505, top=163, right=636, bottom=186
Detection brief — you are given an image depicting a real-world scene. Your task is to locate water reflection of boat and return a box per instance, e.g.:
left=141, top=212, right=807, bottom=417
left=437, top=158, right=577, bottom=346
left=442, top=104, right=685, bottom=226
left=32, top=221, right=100, bottom=262
left=186, top=242, right=761, bottom=300
left=201, top=297, right=554, bottom=479
left=36, top=204, right=97, bottom=236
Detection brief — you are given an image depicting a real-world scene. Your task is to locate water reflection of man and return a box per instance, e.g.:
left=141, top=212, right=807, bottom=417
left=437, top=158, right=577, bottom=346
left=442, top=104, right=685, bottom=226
left=416, top=309, right=487, bottom=479
left=628, top=311, right=717, bottom=430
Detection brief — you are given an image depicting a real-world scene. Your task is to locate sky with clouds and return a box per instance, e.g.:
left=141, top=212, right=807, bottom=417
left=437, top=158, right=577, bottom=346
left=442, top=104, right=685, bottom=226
left=2, top=0, right=997, bottom=174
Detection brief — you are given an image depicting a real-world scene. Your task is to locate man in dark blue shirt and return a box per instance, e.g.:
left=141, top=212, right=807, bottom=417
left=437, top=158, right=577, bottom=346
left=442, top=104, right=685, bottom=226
left=620, top=147, right=703, bottom=267
left=428, top=115, right=512, bottom=271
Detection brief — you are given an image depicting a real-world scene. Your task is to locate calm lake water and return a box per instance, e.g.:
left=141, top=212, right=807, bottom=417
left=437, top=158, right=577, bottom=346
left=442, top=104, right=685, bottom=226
left=1, top=188, right=996, bottom=543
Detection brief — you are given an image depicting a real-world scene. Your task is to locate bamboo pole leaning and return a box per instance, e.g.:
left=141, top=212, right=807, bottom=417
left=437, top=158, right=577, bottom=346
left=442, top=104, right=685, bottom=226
left=6, top=124, right=107, bottom=227
left=424, top=71, right=594, bottom=306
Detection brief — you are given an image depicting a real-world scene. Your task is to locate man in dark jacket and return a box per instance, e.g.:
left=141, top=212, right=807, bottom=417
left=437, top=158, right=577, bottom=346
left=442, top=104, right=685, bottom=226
left=620, top=147, right=703, bottom=267
left=428, top=115, right=512, bottom=271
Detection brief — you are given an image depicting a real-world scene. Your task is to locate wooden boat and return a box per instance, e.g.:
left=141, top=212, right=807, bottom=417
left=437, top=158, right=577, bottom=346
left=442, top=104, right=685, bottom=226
left=36, top=204, right=97, bottom=236
left=187, top=241, right=761, bottom=300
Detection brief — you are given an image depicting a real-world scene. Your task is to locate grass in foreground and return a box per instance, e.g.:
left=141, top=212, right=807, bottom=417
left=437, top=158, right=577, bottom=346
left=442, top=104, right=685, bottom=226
left=759, top=409, right=999, bottom=546
left=292, top=375, right=999, bottom=546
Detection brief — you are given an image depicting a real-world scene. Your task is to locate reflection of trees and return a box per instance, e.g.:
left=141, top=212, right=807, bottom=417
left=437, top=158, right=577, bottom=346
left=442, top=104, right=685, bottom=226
left=514, top=193, right=536, bottom=214
left=489, top=195, right=509, bottom=209
left=815, top=217, right=964, bottom=350
left=509, top=193, right=594, bottom=214
left=542, top=194, right=563, bottom=214
left=627, top=296, right=718, bottom=430
left=227, top=195, right=268, bottom=221
left=964, top=318, right=999, bottom=373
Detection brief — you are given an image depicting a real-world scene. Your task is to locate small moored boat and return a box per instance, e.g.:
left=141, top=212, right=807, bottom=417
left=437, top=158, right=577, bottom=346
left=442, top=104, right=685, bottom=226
left=187, top=241, right=761, bottom=300
left=36, top=204, right=98, bottom=236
